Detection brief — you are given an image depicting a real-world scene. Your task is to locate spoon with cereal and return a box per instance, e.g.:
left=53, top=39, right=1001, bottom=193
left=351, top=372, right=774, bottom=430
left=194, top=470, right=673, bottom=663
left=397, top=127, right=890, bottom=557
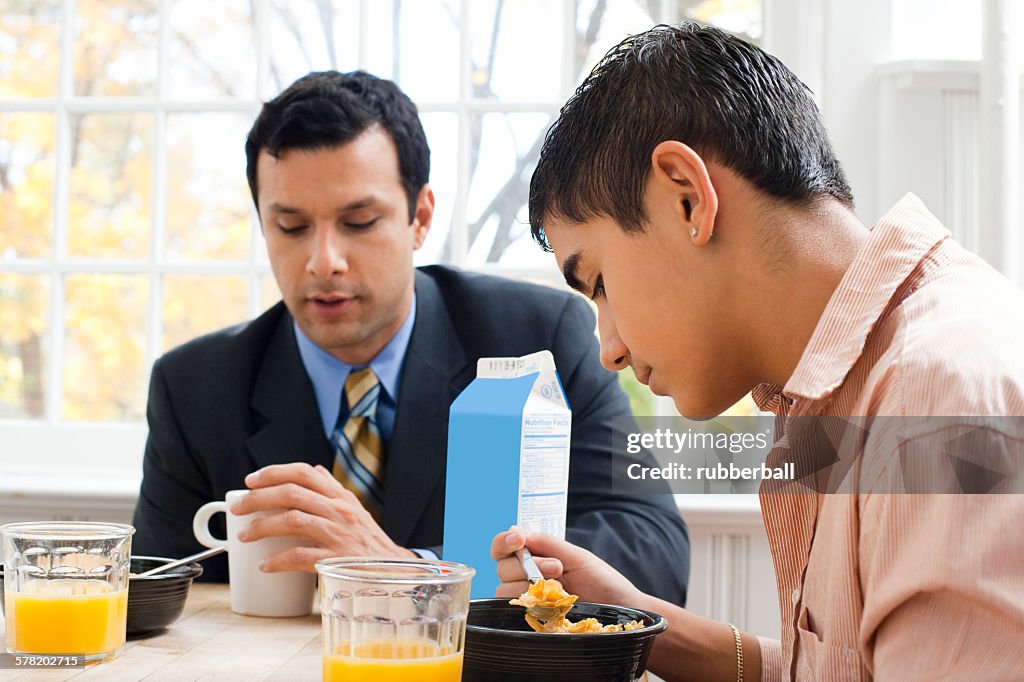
left=511, top=549, right=641, bottom=633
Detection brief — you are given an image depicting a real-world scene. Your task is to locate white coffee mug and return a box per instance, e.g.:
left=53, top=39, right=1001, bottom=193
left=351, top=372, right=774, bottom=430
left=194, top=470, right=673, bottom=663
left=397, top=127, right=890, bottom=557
left=193, top=489, right=317, bottom=617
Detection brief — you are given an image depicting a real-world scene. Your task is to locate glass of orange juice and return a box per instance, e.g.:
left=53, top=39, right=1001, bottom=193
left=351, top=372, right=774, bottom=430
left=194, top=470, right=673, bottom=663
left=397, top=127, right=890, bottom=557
left=316, top=557, right=474, bottom=682
left=2, top=521, right=134, bottom=661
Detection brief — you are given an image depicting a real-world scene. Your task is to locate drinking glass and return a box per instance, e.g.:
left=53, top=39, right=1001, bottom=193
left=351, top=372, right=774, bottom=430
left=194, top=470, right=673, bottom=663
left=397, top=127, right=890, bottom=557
left=2, top=521, right=134, bottom=661
left=316, top=557, right=474, bottom=682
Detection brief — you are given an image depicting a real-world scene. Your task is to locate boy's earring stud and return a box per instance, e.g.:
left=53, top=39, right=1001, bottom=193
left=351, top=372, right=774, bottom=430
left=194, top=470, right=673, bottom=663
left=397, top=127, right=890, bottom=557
left=690, top=227, right=698, bottom=238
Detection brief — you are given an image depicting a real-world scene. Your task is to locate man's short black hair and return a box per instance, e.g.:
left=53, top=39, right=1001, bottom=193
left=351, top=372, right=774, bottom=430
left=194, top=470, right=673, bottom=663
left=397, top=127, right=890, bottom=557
left=529, top=22, right=853, bottom=249
left=245, top=70, right=429, bottom=222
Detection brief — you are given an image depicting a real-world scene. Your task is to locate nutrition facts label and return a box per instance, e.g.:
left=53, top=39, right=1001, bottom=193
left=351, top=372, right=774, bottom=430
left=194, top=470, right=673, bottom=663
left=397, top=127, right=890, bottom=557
left=518, top=413, right=571, bottom=538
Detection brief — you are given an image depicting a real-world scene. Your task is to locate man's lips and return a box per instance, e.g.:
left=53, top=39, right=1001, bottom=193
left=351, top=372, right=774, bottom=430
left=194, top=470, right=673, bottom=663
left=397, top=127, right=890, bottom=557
left=634, top=367, right=652, bottom=386
left=308, top=292, right=354, bottom=303
left=306, top=294, right=356, bottom=316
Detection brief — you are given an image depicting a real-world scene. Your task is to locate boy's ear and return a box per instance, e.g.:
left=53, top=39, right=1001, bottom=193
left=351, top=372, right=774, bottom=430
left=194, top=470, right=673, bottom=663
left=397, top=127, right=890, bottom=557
left=649, top=140, right=718, bottom=245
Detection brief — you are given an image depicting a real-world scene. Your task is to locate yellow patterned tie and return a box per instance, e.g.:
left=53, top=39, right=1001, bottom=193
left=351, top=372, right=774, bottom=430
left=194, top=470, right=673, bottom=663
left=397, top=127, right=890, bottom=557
left=331, top=368, right=386, bottom=521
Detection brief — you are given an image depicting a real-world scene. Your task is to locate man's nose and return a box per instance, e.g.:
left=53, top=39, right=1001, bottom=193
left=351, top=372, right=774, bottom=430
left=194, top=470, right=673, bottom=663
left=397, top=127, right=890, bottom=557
left=307, top=226, right=349, bottom=278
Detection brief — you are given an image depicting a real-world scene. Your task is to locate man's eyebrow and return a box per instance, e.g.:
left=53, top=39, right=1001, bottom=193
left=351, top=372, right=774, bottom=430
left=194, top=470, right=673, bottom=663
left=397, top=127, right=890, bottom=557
left=267, top=203, right=302, bottom=214
left=265, top=196, right=379, bottom=215
left=562, top=251, right=586, bottom=293
left=339, top=196, right=378, bottom=212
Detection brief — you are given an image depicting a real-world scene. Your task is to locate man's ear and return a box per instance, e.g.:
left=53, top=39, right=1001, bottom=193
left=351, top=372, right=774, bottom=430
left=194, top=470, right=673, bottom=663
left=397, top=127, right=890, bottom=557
left=649, top=141, right=718, bottom=246
left=411, top=184, right=435, bottom=249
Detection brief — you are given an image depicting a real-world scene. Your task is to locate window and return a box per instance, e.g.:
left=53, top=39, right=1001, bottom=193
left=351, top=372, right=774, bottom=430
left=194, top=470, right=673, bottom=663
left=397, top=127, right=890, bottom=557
left=0, top=0, right=763, bottom=475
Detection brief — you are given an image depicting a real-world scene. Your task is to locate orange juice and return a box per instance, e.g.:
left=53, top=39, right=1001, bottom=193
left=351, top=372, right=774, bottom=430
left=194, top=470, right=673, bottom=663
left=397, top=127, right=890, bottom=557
left=4, top=579, right=128, bottom=655
left=322, top=639, right=463, bottom=682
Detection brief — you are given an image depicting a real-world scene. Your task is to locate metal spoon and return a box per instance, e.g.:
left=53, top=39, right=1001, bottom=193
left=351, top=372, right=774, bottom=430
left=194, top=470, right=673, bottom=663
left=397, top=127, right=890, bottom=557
left=516, top=547, right=544, bottom=583
left=134, top=546, right=226, bottom=578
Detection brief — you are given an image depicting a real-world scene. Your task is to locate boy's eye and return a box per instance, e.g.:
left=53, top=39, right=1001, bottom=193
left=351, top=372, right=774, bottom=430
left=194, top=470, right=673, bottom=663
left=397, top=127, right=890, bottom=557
left=591, top=275, right=605, bottom=300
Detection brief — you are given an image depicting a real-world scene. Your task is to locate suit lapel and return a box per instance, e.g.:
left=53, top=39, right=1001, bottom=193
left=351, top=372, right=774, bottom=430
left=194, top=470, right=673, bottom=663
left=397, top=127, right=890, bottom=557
left=383, top=271, right=470, bottom=546
left=246, top=309, right=334, bottom=472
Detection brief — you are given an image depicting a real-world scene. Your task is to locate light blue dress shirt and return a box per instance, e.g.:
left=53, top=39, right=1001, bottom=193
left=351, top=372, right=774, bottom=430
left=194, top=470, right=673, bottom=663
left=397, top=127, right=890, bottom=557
left=293, top=294, right=416, bottom=442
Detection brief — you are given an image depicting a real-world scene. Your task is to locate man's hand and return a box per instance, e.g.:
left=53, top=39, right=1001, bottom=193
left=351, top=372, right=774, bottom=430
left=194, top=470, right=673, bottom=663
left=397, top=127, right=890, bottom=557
left=231, top=463, right=415, bottom=572
left=491, top=527, right=646, bottom=608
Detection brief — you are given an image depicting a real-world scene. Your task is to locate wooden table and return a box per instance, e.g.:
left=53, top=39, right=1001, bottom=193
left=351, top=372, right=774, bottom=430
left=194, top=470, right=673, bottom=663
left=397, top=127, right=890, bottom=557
left=0, top=584, right=321, bottom=681
left=2, top=585, right=653, bottom=681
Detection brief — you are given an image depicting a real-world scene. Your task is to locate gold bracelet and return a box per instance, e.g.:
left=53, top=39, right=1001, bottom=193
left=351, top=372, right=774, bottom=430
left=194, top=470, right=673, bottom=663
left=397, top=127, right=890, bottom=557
left=728, top=623, right=744, bottom=682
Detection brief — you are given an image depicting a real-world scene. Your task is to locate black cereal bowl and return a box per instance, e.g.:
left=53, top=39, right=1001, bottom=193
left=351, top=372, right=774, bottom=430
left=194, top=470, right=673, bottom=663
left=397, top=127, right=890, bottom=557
left=464, top=598, right=668, bottom=682
left=127, top=555, right=203, bottom=637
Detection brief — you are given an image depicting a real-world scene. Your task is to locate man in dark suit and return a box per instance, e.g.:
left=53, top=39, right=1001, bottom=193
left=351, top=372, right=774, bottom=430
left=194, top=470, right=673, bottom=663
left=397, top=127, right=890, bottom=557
left=131, top=70, right=690, bottom=605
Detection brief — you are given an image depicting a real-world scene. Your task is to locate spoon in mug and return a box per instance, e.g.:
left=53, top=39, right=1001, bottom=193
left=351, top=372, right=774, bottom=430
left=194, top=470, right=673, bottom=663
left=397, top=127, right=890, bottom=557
left=134, top=546, right=226, bottom=578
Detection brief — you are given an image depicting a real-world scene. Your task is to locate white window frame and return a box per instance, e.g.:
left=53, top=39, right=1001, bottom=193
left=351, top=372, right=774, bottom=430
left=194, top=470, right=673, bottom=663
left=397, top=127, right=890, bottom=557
left=5, top=0, right=728, bottom=486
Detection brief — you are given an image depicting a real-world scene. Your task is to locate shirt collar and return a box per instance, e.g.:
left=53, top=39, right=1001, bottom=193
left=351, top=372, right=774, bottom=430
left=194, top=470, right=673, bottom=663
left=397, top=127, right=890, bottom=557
left=294, top=294, right=417, bottom=435
left=754, top=194, right=950, bottom=412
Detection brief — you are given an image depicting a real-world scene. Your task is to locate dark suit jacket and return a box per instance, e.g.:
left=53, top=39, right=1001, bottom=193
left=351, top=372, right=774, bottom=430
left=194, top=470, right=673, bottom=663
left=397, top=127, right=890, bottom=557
left=132, top=265, right=690, bottom=604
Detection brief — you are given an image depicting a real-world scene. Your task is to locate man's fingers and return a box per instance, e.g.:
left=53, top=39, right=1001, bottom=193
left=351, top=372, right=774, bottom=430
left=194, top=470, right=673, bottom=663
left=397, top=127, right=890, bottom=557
left=232, top=482, right=330, bottom=517
left=241, top=509, right=334, bottom=546
left=244, top=463, right=340, bottom=498
left=258, top=545, right=328, bottom=574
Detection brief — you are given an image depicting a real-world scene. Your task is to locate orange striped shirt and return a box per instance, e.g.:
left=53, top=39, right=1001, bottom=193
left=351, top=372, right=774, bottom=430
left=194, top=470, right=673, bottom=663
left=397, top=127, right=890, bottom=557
left=752, top=194, right=1024, bottom=680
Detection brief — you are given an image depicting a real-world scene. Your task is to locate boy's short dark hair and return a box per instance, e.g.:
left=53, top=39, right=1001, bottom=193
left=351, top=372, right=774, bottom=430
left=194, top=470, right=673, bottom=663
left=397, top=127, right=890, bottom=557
left=529, top=22, right=853, bottom=248
left=245, top=70, right=429, bottom=222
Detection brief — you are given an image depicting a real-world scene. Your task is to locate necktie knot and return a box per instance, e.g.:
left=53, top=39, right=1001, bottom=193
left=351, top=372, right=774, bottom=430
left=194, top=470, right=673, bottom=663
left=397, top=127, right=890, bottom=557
left=345, top=367, right=381, bottom=420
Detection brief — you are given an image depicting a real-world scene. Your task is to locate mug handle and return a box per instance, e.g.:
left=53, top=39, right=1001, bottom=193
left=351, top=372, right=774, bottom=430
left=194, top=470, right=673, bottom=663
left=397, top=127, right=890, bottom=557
left=193, top=500, right=228, bottom=549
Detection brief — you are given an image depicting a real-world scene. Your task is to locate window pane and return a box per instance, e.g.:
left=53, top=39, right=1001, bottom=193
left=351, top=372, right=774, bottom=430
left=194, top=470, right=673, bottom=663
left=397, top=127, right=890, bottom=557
left=415, top=113, right=458, bottom=265
left=0, top=273, right=49, bottom=419
left=74, top=0, right=159, bottom=97
left=464, top=113, right=551, bottom=267
left=267, top=0, right=360, bottom=95
left=68, top=113, right=153, bottom=260
left=0, top=0, right=61, bottom=98
left=574, top=0, right=656, bottom=88
left=261, top=274, right=279, bottom=312
left=470, top=0, right=562, bottom=102
left=63, top=273, right=148, bottom=421
left=166, top=112, right=253, bottom=261
left=162, top=275, right=248, bottom=352
left=166, top=0, right=256, bottom=100
left=681, top=0, right=763, bottom=44
left=364, top=0, right=461, bottom=102
left=0, top=112, right=56, bottom=259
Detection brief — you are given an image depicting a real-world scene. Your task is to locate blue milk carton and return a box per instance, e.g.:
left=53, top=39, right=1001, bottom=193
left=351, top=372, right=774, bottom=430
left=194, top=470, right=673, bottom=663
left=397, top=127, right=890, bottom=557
left=443, top=350, right=572, bottom=598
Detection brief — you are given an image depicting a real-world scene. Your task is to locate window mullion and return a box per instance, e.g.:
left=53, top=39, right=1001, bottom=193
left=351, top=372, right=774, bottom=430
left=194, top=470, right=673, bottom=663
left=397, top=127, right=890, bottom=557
left=255, top=0, right=270, bottom=101
left=451, top=1, right=471, bottom=267
left=47, top=0, right=77, bottom=425
left=659, top=0, right=679, bottom=24
left=358, top=0, right=371, bottom=71
left=561, top=0, right=575, bottom=98
left=148, top=0, right=171, bottom=372
left=252, top=0, right=271, bottom=317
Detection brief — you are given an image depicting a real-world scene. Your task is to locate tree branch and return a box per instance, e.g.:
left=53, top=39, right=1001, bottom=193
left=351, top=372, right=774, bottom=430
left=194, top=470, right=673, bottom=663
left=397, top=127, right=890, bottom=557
left=462, top=0, right=609, bottom=263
